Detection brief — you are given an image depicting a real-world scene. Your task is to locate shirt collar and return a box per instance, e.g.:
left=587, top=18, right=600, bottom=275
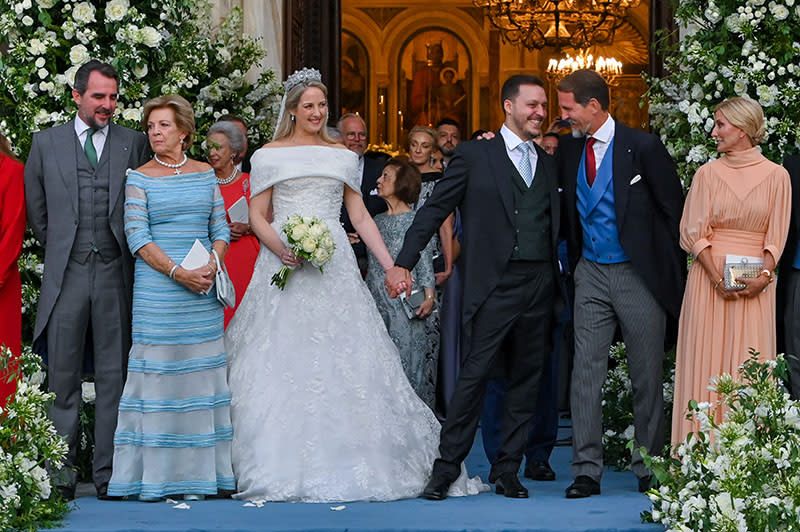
left=74, top=115, right=109, bottom=137
left=500, top=124, right=534, bottom=152
left=589, top=114, right=614, bottom=144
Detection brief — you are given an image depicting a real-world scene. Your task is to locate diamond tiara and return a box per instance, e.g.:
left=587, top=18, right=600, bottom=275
left=283, top=67, right=322, bottom=93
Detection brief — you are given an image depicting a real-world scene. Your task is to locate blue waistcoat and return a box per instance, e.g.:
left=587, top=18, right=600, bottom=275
left=576, top=139, right=629, bottom=264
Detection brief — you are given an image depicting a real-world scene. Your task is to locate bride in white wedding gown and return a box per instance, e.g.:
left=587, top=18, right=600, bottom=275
left=225, top=70, right=485, bottom=502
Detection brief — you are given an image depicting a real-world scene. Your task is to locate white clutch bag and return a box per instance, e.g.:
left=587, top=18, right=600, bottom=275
left=723, top=254, right=764, bottom=290
left=212, top=249, right=236, bottom=308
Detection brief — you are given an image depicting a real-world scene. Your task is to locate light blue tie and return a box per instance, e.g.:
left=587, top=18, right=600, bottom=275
left=517, top=142, right=533, bottom=187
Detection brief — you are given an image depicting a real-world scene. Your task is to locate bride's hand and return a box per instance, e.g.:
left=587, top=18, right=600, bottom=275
left=278, top=246, right=302, bottom=267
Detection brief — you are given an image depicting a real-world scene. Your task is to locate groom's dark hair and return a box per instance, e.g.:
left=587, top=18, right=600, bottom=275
left=501, top=75, right=545, bottom=108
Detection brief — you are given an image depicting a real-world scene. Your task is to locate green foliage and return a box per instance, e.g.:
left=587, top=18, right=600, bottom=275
left=648, top=0, right=800, bottom=187
left=0, top=345, right=69, bottom=531
left=641, top=352, right=800, bottom=531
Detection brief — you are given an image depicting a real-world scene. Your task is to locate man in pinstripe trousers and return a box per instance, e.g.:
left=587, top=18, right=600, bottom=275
left=555, top=70, right=685, bottom=498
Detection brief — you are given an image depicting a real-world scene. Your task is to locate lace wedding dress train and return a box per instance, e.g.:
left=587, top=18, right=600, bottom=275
left=225, top=146, right=486, bottom=502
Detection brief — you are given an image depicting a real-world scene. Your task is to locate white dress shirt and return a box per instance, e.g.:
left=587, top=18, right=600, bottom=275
left=500, top=124, right=539, bottom=184
left=74, top=115, right=109, bottom=160
left=586, top=114, right=615, bottom=171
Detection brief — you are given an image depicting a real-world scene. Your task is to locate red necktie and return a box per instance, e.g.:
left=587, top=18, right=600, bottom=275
left=585, top=137, right=597, bottom=187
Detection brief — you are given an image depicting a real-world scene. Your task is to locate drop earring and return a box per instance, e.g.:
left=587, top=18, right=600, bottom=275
left=290, top=114, right=296, bottom=122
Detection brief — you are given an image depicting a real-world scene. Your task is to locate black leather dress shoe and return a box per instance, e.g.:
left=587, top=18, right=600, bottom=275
left=638, top=475, right=655, bottom=493
left=494, top=472, right=528, bottom=498
left=421, top=475, right=452, bottom=501
left=96, top=484, right=124, bottom=501
left=565, top=475, right=601, bottom=499
left=524, top=461, right=556, bottom=481
left=57, top=485, right=75, bottom=501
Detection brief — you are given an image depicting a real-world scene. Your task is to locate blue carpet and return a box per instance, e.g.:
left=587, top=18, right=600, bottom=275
left=47, top=431, right=663, bottom=532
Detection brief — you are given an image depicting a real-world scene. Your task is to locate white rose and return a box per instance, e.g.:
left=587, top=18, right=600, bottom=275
left=36, top=0, right=55, bottom=6
left=69, top=44, right=90, bottom=65
left=37, top=68, right=48, bottom=80
left=21, top=14, right=33, bottom=25
left=290, top=224, right=308, bottom=241
left=81, top=381, right=96, bottom=403
left=38, top=81, right=55, bottom=93
left=217, top=47, right=231, bottom=62
left=733, top=78, right=748, bottom=95
left=301, top=238, right=317, bottom=253
left=122, top=107, right=142, bottom=122
left=21, top=0, right=31, bottom=8
left=770, top=2, right=790, bottom=19
left=308, top=224, right=324, bottom=239
left=71, top=1, right=96, bottom=24
left=137, top=26, right=162, bottom=48
left=64, top=65, right=79, bottom=87
left=13, top=3, right=23, bottom=14
left=105, top=0, right=129, bottom=22
left=133, top=63, right=148, bottom=79
left=34, top=57, right=45, bottom=68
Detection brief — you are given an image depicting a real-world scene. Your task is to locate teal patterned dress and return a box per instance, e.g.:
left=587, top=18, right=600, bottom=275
left=108, top=169, right=233, bottom=499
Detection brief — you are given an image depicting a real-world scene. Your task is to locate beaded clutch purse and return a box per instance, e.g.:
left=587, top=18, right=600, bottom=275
left=723, top=254, right=764, bottom=290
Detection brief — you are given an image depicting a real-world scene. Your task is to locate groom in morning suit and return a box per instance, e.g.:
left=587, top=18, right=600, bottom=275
left=555, top=69, right=685, bottom=498
left=387, top=75, right=562, bottom=499
left=24, top=60, right=149, bottom=500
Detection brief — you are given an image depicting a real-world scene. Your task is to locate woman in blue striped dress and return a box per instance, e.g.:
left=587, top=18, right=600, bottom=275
left=108, top=95, right=233, bottom=501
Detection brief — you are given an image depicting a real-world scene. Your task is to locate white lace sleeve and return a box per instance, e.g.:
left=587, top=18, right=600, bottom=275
left=249, top=149, right=280, bottom=198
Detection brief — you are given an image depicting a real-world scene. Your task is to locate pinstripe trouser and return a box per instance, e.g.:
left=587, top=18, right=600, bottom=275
left=570, top=258, right=665, bottom=481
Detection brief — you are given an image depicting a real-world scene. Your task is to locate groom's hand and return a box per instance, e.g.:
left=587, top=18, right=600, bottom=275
left=385, top=266, right=413, bottom=298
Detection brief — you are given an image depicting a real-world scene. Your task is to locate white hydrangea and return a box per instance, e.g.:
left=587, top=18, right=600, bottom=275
left=27, top=38, right=46, bottom=55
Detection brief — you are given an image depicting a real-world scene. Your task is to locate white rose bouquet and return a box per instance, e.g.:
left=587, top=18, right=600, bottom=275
left=270, top=215, right=336, bottom=290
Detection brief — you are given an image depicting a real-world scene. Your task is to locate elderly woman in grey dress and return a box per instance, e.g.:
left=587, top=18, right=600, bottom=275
left=365, top=158, right=437, bottom=408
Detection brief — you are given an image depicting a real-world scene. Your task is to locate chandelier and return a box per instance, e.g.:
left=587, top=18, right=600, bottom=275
left=546, top=49, right=623, bottom=84
left=473, top=0, right=641, bottom=50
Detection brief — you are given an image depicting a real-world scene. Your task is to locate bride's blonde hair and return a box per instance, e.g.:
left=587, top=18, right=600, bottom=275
left=272, top=80, right=336, bottom=144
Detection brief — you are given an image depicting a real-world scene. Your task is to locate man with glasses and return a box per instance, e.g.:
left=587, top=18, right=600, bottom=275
left=338, top=113, right=390, bottom=273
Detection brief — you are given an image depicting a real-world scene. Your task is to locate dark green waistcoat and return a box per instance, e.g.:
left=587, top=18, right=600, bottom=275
left=510, top=156, right=552, bottom=262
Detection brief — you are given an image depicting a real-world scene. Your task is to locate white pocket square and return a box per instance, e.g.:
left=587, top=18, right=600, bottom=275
left=369, top=188, right=379, bottom=196
left=630, top=175, right=642, bottom=185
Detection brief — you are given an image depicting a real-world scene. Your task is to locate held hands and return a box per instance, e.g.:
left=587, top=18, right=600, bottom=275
left=347, top=232, right=361, bottom=244
left=385, top=266, right=414, bottom=298
left=434, top=267, right=452, bottom=286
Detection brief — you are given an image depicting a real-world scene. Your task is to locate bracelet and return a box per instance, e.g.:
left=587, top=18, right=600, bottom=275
left=426, top=294, right=434, bottom=300
left=169, top=264, right=180, bottom=279
left=714, top=277, right=724, bottom=289
left=760, top=269, right=775, bottom=283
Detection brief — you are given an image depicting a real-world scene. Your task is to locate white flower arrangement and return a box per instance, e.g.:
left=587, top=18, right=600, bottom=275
left=649, top=0, right=800, bottom=187
left=271, top=215, right=337, bottom=290
left=0, top=345, right=69, bottom=530
left=641, top=352, right=800, bottom=531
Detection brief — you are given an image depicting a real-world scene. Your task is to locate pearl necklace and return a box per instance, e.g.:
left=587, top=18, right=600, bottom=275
left=154, top=153, right=188, bottom=174
left=217, top=167, right=239, bottom=185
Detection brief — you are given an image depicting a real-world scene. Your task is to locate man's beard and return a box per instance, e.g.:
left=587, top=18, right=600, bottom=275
left=440, top=144, right=455, bottom=157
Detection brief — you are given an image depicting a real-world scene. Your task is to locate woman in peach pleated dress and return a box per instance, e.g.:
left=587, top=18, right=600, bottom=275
left=672, top=97, right=791, bottom=445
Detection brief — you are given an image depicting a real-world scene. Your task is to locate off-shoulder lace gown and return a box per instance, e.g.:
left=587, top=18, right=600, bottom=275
left=225, top=146, right=485, bottom=502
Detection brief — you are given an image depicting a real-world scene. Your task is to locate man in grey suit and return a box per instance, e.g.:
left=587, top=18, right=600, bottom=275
left=556, top=69, right=684, bottom=498
left=24, top=60, right=149, bottom=500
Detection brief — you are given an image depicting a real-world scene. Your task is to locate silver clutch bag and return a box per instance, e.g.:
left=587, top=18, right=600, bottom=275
left=723, top=254, right=764, bottom=290
left=212, top=249, right=236, bottom=308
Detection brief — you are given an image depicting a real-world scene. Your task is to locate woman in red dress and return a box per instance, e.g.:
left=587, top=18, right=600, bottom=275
left=207, top=121, right=260, bottom=328
left=0, top=133, right=26, bottom=406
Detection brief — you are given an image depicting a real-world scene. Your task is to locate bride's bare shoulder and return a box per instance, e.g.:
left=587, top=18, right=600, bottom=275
left=260, top=140, right=293, bottom=149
